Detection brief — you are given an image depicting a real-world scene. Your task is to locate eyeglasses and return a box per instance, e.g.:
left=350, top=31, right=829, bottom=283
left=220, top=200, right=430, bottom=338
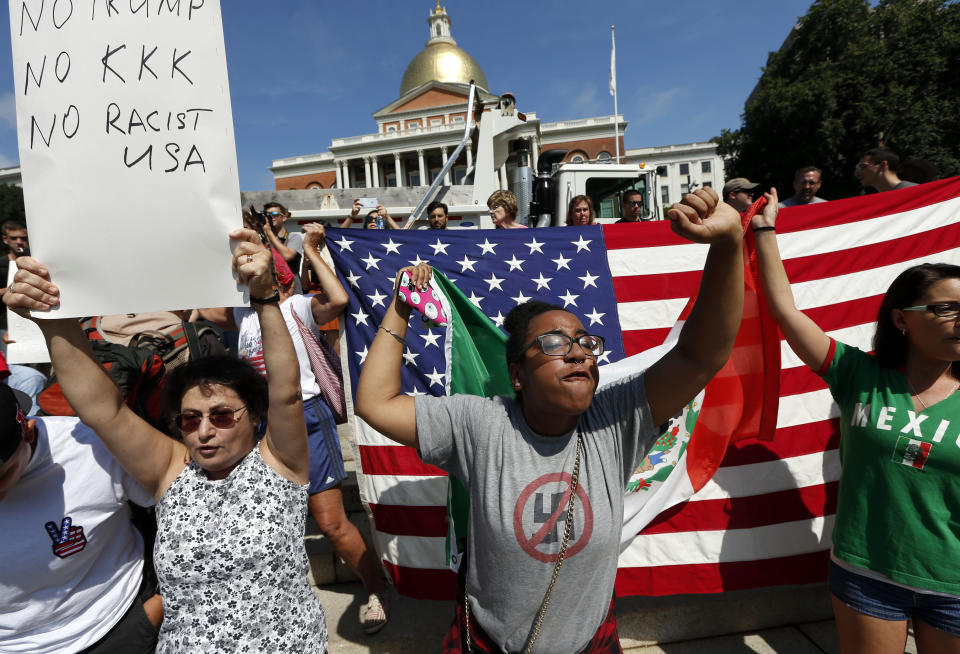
left=523, top=332, right=605, bottom=358
left=488, top=204, right=503, bottom=211
left=626, top=200, right=643, bottom=207
left=175, top=406, right=248, bottom=432
left=902, top=303, right=960, bottom=319
left=265, top=211, right=283, bottom=218
left=855, top=161, right=878, bottom=171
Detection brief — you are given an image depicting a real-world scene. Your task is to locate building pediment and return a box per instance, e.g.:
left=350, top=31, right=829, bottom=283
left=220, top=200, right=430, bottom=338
left=374, top=81, right=497, bottom=118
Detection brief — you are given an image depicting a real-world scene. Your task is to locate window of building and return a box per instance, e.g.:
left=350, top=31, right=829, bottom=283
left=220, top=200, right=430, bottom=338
left=680, top=183, right=689, bottom=194
left=452, top=115, right=465, bottom=123
left=597, top=151, right=612, bottom=162
left=408, top=121, right=420, bottom=130
left=307, top=182, right=322, bottom=190
left=661, top=185, right=669, bottom=204
left=701, top=160, right=711, bottom=173
left=702, top=181, right=712, bottom=188
left=409, top=171, right=420, bottom=186
left=570, top=154, right=586, bottom=164
left=454, top=167, right=467, bottom=185
left=386, top=124, right=398, bottom=133
left=679, top=163, right=690, bottom=176
left=384, top=172, right=397, bottom=188
left=430, top=118, right=442, bottom=126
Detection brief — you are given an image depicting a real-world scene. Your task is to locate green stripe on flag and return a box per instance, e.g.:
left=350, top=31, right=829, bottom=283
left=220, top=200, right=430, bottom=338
left=432, top=271, right=512, bottom=570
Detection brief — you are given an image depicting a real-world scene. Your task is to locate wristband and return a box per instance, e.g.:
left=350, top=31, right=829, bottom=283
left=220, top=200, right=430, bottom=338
left=753, top=226, right=776, bottom=233
left=379, top=326, right=407, bottom=346
left=250, top=291, right=280, bottom=305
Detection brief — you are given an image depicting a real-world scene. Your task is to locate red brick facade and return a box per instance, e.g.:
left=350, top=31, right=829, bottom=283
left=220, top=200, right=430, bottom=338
left=543, top=135, right=626, bottom=163
left=275, top=171, right=337, bottom=191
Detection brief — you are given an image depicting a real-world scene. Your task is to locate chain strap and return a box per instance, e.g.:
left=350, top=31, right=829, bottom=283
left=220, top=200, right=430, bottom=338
left=465, top=433, right=583, bottom=654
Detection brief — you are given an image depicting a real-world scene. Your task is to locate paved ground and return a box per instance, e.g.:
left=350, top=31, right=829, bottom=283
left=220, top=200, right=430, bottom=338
left=315, top=583, right=918, bottom=653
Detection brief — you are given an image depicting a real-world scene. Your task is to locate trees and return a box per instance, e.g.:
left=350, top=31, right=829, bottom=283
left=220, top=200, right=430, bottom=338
left=716, top=0, right=960, bottom=199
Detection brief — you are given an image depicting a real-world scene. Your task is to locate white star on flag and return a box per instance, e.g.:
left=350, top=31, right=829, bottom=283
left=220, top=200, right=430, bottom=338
left=355, top=345, right=369, bottom=364
left=408, top=254, right=429, bottom=266
left=402, top=349, right=420, bottom=366
left=425, top=368, right=446, bottom=388
left=485, top=273, right=505, bottom=292
left=345, top=271, right=362, bottom=288
left=429, top=239, right=450, bottom=255
left=477, top=238, right=498, bottom=255
left=558, top=289, right=579, bottom=307
left=579, top=271, right=599, bottom=289
left=367, top=289, right=388, bottom=308
left=421, top=330, right=441, bottom=348
left=532, top=273, right=553, bottom=290
left=491, top=310, right=505, bottom=327
left=351, top=309, right=370, bottom=326
left=334, top=236, right=354, bottom=252
left=468, top=291, right=484, bottom=309
left=405, top=386, right=427, bottom=397
left=572, top=235, right=592, bottom=252
left=383, top=239, right=402, bottom=255
left=585, top=307, right=605, bottom=326
left=512, top=290, right=531, bottom=305
left=524, top=238, right=545, bottom=254
left=505, top=255, right=525, bottom=271
left=552, top=254, right=571, bottom=271
left=457, top=255, right=478, bottom=272
left=361, top=253, right=382, bottom=270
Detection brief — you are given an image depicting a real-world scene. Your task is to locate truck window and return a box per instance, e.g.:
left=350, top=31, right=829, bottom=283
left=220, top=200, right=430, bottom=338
left=585, top=177, right=650, bottom=219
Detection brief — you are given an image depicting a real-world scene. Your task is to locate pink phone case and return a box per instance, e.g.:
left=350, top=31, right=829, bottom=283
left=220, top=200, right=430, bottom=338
left=398, top=272, right=448, bottom=326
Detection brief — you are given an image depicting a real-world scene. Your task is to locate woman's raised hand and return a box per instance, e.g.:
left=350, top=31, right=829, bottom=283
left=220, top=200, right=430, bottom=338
left=230, top=229, right=274, bottom=298
left=396, top=262, right=432, bottom=292
left=3, top=257, right=59, bottom=315
left=751, top=187, right=780, bottom=230
left=668, top=187, right=743, bottom=246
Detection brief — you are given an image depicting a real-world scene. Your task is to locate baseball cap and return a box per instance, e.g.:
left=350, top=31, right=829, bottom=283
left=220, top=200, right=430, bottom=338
left=722, top=178, right=761, bottom=196
left=0, top=384, right=31, bottom=466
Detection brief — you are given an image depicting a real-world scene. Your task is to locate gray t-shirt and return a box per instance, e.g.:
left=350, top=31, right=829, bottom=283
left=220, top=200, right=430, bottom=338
left=779, top=195, right=827, bottom=208
left=416, top=372, right=656, bottom=653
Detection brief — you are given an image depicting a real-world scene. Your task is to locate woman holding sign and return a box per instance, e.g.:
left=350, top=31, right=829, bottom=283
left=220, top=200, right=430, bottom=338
left=752, top=189, right=960, bottom=654
left=356, top=187, right=744, bottom=653
left=4, top=230, right=329, bottom=653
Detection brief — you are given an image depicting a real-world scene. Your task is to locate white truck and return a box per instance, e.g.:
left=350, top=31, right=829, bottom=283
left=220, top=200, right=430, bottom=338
left=243, top=87, right=662, bottom=228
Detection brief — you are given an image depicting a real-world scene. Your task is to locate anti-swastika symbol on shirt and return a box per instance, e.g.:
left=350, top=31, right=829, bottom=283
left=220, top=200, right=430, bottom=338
left=513, top=472, right=594, bottom=563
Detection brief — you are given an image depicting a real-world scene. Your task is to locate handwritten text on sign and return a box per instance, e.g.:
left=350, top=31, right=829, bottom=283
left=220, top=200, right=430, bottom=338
left=9, top=0, right=246, bottom=317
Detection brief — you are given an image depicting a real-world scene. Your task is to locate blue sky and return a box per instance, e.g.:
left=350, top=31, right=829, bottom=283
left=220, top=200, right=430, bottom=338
left=0, top=1, right=815, bottom=190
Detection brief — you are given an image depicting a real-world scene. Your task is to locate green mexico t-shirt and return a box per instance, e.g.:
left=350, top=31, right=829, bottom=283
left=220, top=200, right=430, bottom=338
left=819, top=340, right=960, bottom=594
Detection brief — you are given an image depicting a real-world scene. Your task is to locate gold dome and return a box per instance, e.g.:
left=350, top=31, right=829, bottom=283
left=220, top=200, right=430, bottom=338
left=400, top=42, right=489, bottom=96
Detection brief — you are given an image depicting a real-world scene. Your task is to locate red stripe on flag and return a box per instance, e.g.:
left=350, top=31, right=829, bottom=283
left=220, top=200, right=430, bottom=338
left=720, top=419, right=840, bottom=467
left=369, top=503, right=449, bottom=537
left=639, top=482, right=839, bottom=534
left=612, top=270, right=702, bottom=303
left=381, top=561, right=457, bottom=601
left=614, top=550, right=830, bottom=596
left=621, top=328, right=672, bottom=357
left=359, top=445, right=448, bottom=477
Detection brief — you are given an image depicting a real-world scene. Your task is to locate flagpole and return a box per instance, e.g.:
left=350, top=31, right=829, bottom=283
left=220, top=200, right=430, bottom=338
left=610, top=25, right=620, bottom=163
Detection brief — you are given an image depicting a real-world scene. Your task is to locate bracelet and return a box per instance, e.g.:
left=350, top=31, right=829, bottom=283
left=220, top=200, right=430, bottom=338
left=379, top=326, right=407, bottom=346
left=753, top=225, right=776, bottom=233
left=250, top=291, right=280, bottom=305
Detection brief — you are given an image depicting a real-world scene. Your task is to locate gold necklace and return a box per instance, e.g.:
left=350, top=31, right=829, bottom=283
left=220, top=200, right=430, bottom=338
left=908, top=378, right=960, bottom=410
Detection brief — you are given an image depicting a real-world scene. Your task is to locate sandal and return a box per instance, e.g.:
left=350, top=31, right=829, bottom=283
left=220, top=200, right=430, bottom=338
left=360, top=592, right=389, bottom=634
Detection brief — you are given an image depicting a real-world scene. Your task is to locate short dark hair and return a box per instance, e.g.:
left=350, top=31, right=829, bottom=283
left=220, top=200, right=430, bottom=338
left=263, top=202, right=288, bottom=215
left=623, top=189, right=643, bottom=203
left=873, top=263, right=960, bottom=373
left=426, top=201, right=448, bottom=216
left=793, top=166, right=821, bottom=181
left=2, top=220, right=26, bottom=235
left=862, top=148, right=901, bottom=173
left=162, top=355, right=269, bottom=430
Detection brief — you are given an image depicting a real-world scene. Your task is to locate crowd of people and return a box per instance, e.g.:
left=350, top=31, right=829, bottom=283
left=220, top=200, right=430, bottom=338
left=1, top=142, right=957, bottom=654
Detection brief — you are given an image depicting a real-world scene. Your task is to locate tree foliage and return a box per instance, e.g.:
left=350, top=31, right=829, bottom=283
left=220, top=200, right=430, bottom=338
left=716, top=0, right=960, bottom=199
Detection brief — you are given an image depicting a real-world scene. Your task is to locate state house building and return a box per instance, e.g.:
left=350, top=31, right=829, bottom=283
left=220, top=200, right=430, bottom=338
left=268, top=3, right=724, bottom=208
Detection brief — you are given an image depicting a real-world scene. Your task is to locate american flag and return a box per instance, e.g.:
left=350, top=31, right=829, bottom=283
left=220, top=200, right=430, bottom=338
left=326, top=176, right=960, bottom=599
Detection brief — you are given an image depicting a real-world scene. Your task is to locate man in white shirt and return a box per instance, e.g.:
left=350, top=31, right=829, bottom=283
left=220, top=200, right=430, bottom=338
left=0, top=384, right=161, bottom=653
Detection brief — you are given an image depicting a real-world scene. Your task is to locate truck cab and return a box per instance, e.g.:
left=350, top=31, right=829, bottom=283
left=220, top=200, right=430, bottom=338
left=548, top=162, right=659, bottom=226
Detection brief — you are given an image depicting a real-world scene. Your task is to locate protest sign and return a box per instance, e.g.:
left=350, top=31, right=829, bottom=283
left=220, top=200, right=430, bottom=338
left=5, top=262, right=49, bottom=363
left=8, top=0, right=246, bottom=317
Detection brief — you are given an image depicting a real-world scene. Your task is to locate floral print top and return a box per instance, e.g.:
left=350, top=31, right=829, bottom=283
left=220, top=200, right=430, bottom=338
left=154, top=446, right=327, bottom=653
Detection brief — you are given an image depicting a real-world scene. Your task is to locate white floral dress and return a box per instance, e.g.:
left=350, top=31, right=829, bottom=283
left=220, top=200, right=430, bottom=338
left=154, top=446, right=328, bottom=653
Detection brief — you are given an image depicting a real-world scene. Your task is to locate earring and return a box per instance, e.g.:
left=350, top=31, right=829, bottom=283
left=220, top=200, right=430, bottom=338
left=513, top=381, right=520, bottom=389
left=902, top=329, right=907, bottom=336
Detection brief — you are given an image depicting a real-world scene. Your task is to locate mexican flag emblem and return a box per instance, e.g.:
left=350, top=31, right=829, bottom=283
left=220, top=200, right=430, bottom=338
left=892, top=436, right=932, bottom=470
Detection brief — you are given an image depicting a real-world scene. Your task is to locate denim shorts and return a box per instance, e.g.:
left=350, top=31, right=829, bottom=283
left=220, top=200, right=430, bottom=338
left=829, top=559, right=960, bottom=636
